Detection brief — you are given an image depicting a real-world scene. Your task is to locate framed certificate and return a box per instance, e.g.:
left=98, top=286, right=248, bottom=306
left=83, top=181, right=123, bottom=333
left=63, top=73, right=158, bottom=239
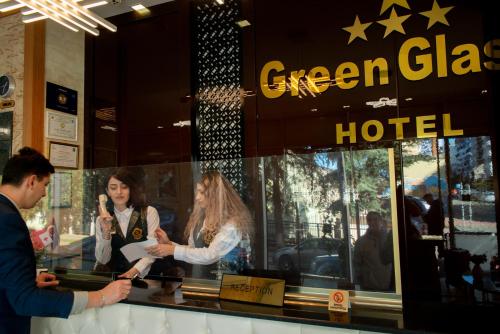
left=46, top=109, right=78, bottom=141
left=49, top=142, right=79, bottom=169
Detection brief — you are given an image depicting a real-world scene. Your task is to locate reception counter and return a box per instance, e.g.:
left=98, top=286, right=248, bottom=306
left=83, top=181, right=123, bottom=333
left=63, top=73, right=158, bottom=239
left=32, top=271, right=500, bottom=333
left=31, top=275, right=404, bottom=334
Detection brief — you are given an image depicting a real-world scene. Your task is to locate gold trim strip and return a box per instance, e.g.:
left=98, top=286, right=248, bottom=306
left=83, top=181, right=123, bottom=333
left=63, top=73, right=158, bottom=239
left=181, top=280, right=402, bottom=311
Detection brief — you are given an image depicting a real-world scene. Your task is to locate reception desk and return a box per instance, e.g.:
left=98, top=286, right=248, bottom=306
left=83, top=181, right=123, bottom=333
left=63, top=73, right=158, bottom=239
left=31, top=276, right=402, bottom=334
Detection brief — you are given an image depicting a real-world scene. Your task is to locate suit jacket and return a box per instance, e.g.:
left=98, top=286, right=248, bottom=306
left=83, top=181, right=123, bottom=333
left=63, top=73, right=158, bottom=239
left=0, top=194, right=73, bottom=334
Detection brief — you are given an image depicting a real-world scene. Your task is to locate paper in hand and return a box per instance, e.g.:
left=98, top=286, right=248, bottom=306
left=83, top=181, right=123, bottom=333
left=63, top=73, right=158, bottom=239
left=120, top=238, right=161, bottom=262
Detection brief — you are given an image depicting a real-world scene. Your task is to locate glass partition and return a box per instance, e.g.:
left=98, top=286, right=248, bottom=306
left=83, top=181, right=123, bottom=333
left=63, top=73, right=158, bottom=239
left=18, top=139, right=497, bottom=301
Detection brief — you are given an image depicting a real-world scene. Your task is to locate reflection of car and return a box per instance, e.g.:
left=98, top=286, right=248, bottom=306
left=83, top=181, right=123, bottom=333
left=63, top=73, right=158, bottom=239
left=310, top=254, right=342, bottom=276
left=471, top=190, right=495, bottom=202
left=406, top=195, right=429, bottom=214
left=273, top=237, right=342, bottom=271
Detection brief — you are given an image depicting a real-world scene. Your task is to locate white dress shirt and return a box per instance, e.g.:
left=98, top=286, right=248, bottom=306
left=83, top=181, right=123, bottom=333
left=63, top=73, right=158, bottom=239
left=173, top=219, right=242, bottom=265
left=95, top=206, right=160, bottom=277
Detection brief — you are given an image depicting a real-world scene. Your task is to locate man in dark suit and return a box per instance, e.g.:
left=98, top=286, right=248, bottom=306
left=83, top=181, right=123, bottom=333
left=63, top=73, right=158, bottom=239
left=0, top=147, right=132, bottom=334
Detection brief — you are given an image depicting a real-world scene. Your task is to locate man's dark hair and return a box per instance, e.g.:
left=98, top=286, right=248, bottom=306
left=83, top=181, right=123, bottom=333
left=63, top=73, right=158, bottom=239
left=1, top=147, right=55, bottom=186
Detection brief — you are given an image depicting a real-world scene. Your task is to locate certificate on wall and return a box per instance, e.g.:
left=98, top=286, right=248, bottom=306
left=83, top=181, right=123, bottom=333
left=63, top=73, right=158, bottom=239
left=49, top=142, right=79, bottom=169
left=46, top=109, right=77, bottom=141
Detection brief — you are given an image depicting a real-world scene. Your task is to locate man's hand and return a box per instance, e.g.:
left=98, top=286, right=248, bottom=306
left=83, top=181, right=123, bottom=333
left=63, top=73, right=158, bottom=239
left=99, top=280, right=132, bottom=306
left=146, top=244, right=174, bottom=257
left=36, top=272, right=59, bottom=288
left=118, top=267, right=139, bottom=279
left=155, top=228, right=171, bottom=244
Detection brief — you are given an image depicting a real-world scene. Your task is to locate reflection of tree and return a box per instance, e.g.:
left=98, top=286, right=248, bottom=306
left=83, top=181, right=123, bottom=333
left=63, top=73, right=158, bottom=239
left=264, top=152, right=343, bottom=247
left=344, top=149, right=390, bottom=214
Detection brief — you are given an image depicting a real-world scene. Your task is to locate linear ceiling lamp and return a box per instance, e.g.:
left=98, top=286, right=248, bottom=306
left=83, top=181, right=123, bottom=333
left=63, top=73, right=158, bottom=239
left=0, top=0, right=116, bottom=36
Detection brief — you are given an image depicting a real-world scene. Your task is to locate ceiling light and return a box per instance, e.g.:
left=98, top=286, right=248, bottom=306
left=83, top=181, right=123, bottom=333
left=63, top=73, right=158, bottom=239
left=79, top=0, right=107, bottom=9
left=131, top=3, right=150, bottom=14
left=0, top=1, right=24, bottom=11
left=236, top=20, right=250, bottom=28
left=157, top=125, right=164, bottom=129
left=131, top=4, right=145, bottom=10
left=1, top=0, right=115, bottom=35
left=215, top=0, right=224, bottom=5
left=405, top=97, right=413, bottom=101
left=22, top=12, right=47, bottom=23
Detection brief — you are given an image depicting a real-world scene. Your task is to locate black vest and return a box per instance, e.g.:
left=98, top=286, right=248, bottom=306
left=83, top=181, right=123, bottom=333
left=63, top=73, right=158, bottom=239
left=192, top=223, right=218, bottom=278
left=108, top=207, right=148, bottom=273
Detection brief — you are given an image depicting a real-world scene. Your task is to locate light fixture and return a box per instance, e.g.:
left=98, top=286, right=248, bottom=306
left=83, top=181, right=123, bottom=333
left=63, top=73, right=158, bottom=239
left=236, top=19, right=250, bottom=28
left=215, top=0, right=224, bottom=5
left=131, top=3, right=150, bottom=15
left=1, top=0, right=116, bottom=36
left=0, top=1, right=24, bottom=11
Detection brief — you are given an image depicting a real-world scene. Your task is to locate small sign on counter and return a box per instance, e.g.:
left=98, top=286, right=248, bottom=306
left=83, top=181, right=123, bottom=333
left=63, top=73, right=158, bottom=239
left=219, top=274, right=285, bottom=307
left=328, top=289, right=349, bottom=313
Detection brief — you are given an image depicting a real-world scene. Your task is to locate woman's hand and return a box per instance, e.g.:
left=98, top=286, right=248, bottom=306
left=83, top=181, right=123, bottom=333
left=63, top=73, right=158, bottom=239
left=146, top=244, right=175, bottom=257
left=99, top=279, right=132, bottom=306
left=118, top=267, right=139, bottom=279
left=98, top=205, right=114, bottom=239
left=36, top=272, right=59, bottom=288
left=155, top=228, right=171, bottom=244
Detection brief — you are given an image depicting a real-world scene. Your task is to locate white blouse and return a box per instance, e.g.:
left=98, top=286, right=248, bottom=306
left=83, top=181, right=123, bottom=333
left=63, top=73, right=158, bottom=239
left=95, top=206, right=159, bottom=277
left=173, top=220, right=242, bottom=265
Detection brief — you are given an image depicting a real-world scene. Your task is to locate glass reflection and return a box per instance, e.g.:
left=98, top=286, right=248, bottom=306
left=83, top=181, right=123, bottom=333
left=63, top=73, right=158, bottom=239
left=16, top=139, right=497, bottom=297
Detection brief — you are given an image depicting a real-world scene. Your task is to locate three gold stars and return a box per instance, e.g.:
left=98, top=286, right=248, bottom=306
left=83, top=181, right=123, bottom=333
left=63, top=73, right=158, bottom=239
left=342, top=16, right=373, bottom=45
left=420, top=0, right=454, bottom=29
left=377, top=8, right=411, bottom=38
left=341, top=0, right=454, bottom=44
left=380, top=0, right=410, bottom=15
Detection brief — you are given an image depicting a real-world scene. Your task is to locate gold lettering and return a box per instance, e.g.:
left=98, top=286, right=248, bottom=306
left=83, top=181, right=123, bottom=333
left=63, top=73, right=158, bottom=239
left=416, top=115, right=437, bottom=138
left=443, top=113, right=464, bottom=136
left=335, top=62, right=359, bottom=89
left=336, top=122, right=357, bottom=144
left=388, top=117, right=410, bottom=139
left=260, top=61, right=286, bottom=99
left=484, top=39, right=500, bottom=70
left=435, top=34, right=448, bottom=78
left=307, top=66, right=330, bottom=93
left=364, top=58, right=389, bottom=87
left=451, top=44, right=481, bottom=75
left=290, top=69, right=306, bottom=96
left=399, top=37, right=432, bottom=81
left=361, top=120, right=384, bottom=142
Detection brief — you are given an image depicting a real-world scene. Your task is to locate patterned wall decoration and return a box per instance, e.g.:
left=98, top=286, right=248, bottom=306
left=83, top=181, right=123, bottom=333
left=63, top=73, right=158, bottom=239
left=192, top=0, right=244, bottom=191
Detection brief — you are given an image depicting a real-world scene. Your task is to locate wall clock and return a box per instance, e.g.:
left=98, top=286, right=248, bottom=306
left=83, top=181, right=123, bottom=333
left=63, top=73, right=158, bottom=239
left=0, top=74, right=15, bottom=98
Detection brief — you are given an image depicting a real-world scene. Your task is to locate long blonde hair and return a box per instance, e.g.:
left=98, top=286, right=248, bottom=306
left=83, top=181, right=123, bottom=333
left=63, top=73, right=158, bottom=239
left=184, top=171, right=253, bottom=245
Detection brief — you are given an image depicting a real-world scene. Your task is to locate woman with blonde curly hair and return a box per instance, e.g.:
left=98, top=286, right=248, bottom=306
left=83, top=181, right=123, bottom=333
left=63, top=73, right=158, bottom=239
left=146, top=171, right=253, bottom=276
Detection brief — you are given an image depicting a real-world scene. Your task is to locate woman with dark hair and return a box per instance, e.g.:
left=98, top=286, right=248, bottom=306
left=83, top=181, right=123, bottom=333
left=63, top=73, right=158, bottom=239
left=146, top=171, right=253, bottom=277
left=95, top=167, right=160, bottom=278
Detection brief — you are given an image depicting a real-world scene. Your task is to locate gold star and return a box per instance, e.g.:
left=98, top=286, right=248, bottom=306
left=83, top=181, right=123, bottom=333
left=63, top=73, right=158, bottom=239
left=380, top=0, right=410, bottom=15
left=377, top=8, right=411, bottom=38
left=342, top=16, right=373, bottom=45
left=419, top=0, right=454, bottom=29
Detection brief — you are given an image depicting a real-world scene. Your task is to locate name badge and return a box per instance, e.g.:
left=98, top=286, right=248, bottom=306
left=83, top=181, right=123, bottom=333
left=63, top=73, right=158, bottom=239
left=328, top=289, right=349, bottom=313
left=219, top=274, right=285, bottom=307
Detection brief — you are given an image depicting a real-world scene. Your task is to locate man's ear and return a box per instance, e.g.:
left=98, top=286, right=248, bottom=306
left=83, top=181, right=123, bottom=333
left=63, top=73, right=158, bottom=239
left=25, top=174, right=38, bottom=189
